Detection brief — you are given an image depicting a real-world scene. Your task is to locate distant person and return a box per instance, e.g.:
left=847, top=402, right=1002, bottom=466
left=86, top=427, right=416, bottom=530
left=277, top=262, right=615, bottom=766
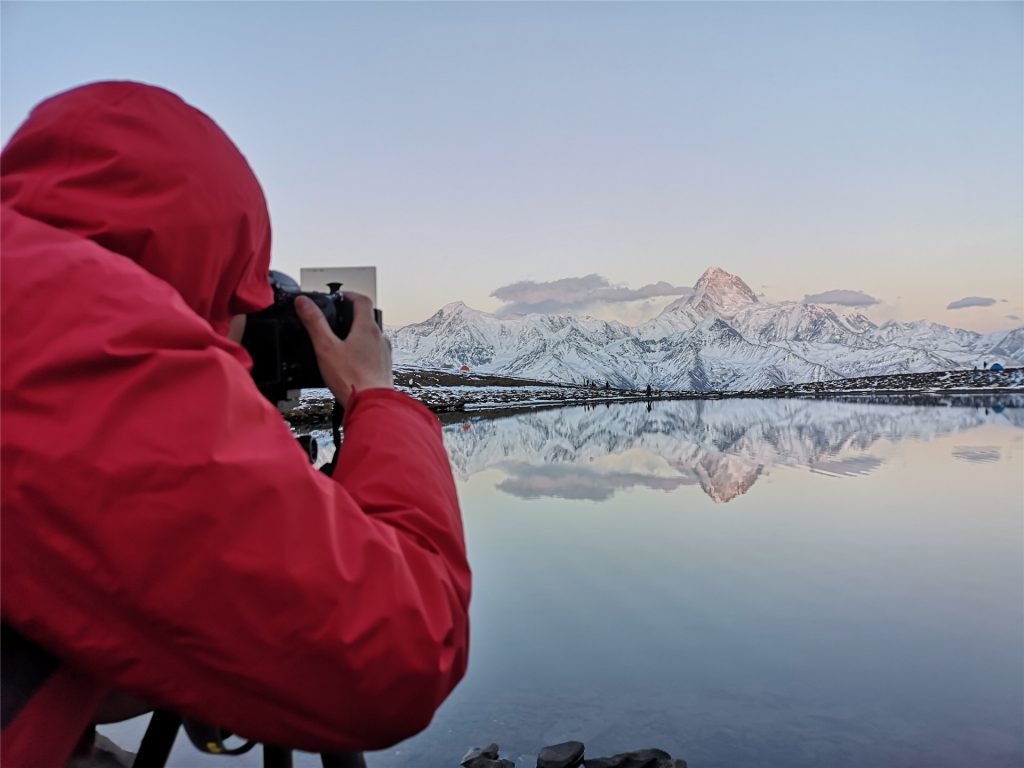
left=1, top=82, right=470, bottom=766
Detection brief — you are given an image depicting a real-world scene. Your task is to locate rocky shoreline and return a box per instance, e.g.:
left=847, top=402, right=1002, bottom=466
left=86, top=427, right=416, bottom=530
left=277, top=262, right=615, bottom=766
left=285, top=366, right=1023, bottom=430
left=462, top=740, right=687, bottom=768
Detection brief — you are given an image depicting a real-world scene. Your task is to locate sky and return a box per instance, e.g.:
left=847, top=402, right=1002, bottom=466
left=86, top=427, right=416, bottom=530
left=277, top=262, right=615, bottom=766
left=2, top=1, right=1021, bottom=331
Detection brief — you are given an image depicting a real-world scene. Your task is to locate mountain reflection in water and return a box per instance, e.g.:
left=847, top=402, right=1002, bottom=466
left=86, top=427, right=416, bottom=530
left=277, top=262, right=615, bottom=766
left=442, top=399, right=1023, bottom=503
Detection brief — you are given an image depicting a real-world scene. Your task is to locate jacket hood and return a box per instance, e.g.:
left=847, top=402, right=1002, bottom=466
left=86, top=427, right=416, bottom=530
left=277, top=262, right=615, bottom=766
left=1, top=81, right=272, bottom=334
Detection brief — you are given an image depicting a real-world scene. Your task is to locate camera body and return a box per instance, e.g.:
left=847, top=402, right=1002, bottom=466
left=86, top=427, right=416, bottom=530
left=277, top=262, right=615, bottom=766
left=242, top=270, right=380, bottom=404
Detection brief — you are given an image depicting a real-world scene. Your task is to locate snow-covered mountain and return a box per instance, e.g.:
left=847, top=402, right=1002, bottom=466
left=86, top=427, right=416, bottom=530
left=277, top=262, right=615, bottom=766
left=389, top=267, right=1024, bottom=392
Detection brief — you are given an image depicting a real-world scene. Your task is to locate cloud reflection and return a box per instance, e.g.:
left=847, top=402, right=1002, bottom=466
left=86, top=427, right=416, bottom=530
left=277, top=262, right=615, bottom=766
left=809, top=455, right=885, bottom=478
left=496, top=462, right=691, bottom=501
left=951, top=446, right=1002, bottom=464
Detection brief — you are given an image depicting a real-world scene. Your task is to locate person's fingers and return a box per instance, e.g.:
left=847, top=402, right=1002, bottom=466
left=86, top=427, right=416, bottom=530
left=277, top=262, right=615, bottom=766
left=295, top=296, right=338, bottom=352
left=345, top=293, right=378, bottom=330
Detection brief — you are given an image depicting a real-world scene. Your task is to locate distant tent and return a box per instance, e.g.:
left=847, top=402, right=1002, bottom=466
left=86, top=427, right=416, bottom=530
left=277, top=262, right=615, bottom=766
left=991, top=363, right=1005, bottom=371
left=460, top=365, right=471, bottom=372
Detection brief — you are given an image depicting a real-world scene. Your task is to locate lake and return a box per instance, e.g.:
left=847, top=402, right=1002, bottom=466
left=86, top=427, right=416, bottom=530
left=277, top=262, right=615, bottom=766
left=101, top=398, right=1024, bottom=767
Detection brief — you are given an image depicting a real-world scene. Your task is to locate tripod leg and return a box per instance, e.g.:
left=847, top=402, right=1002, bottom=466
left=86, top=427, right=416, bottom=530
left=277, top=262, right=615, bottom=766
left=321, top=753, right=366, bottom=768
left=133, top=711, right=181, bottom=768
left=263, top=744, right=294, bottom=768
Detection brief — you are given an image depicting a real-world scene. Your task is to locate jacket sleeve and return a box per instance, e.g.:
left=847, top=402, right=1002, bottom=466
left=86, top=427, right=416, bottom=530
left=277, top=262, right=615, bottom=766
left=1, top=314, right=471, bottom=753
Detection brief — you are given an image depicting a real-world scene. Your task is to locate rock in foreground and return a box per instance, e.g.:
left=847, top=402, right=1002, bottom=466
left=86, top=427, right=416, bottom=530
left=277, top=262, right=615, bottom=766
left=585, top=748, right=686, bottom=768
left=459, top=741, right=686, bottom=768
left=462, top=742, right=514, bottom=768
left=538, top=740, right=584, bottom=768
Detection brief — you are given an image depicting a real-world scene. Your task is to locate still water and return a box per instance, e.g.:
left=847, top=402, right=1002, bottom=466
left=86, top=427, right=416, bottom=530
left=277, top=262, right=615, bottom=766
left=102, top=398, right=1024, bottom=767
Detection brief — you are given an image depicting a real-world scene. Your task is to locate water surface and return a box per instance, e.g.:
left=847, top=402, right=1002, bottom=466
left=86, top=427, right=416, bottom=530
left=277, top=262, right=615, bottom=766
left=102, top=398, right=1024, bottom=767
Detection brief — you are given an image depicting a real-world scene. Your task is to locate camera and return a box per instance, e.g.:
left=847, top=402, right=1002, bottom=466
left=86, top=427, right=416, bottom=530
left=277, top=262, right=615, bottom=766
left=241, top=270, right=381, bottom=404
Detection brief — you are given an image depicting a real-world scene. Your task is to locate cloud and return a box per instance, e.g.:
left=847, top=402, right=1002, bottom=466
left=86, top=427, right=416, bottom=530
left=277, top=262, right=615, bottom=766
left=802, top=289, right=880, bottom=307
left=492, top=274, right=692, bottom=315
left=947, top=296, right=997, bottom=310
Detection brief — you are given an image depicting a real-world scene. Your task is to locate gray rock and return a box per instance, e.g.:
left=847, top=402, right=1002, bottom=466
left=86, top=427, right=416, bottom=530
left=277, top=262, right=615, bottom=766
left=462, top=744, right=501, bottom=766
left=538, top=740, right=585, bottom=768
left=584, top=749, right=683, bottom=768
left=463, top=760, right=514, bottom=768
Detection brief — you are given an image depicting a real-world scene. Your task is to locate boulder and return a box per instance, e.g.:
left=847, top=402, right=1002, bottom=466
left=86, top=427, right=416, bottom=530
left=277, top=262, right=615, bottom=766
left=584, top=749, right=685, bottom=768
left=538, top=740, right=585, bottom=768
left=462, top=744, right=500, bottom=766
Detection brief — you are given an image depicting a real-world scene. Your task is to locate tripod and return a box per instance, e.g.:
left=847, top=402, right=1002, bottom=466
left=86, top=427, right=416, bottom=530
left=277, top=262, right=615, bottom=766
left=133, top=711, right=366, bottom=768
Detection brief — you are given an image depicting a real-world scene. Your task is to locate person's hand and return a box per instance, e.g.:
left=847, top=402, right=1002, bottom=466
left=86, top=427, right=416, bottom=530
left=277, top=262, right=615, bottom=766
left=295, top=292, right=393, bottom=408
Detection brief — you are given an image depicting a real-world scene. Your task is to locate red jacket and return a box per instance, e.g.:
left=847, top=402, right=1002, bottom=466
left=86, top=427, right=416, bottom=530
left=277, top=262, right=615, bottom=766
left=1, top=82, right=470, bottom=766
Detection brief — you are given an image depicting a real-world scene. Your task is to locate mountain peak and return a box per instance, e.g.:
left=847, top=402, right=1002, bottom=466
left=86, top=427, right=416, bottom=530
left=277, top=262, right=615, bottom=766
left=436, top=300, right=482, bottom=318
left=688, top=266, right=758, bottom=317
left=698, top=265, right=733, bottom=280
left=423, top=301, right=476, bottom=324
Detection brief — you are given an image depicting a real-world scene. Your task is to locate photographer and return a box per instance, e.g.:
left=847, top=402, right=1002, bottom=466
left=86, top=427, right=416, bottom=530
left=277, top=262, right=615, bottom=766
left=1, top=82, right=471, bottom=766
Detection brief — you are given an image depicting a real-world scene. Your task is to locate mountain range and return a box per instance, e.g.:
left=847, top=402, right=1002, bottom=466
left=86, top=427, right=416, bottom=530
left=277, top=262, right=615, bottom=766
left=389, top=267, right=1024, bottom=392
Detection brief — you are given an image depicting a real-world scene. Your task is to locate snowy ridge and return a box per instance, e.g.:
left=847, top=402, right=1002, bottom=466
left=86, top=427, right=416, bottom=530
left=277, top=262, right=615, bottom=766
left=390, top=267, right=1024, bottom=391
